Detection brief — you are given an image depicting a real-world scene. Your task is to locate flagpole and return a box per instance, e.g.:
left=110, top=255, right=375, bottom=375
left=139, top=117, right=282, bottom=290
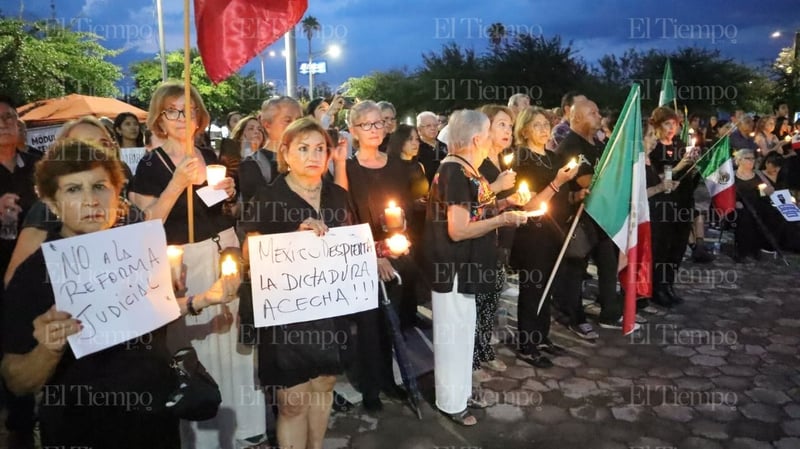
left=537, top=203, right=585, bottom=315
left=183, top=0, right=195, bottom=243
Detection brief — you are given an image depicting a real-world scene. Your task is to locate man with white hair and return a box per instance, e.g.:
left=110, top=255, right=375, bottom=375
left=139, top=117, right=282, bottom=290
left=377, top=101, right=396, bottom=152
left=507, top=93, right=530, bottom=119
left=417, top=111, right=447, bottom=183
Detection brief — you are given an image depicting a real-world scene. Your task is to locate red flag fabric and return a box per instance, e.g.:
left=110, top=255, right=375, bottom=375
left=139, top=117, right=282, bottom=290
left=195, top=0, right=308, bottom=83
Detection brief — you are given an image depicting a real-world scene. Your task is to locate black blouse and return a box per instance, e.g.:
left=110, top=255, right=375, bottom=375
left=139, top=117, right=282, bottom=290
left=2, top=234, right=177, bottom=448
left=345, top=156, right=414, bottom=241
left=424, top=161, right=498, bottom=295
left=129, top=147, right=234, bottom=244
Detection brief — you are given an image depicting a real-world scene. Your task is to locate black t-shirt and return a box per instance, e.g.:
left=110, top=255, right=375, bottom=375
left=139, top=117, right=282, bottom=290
left=424, top=161, right=498, bottom=295
left=555, top=131, right=603, bottom=191
left=239, top=149, right=278, bottom=203
left=418, top=139, right=448, bottom=184
left=646, top=162, right=673, bottom=223
left=0, top=151, right=40, bottom=274
left=2, top=235, right=178, bottom=448
left=479, top=156, right=516, bottom=253
left=345, top=156, right=415, bottom=241
left=130, top=147, right=234, bottom=244
left=650, top=141, right=698, bottom=210
left=239, top=175, right=352, bottom=386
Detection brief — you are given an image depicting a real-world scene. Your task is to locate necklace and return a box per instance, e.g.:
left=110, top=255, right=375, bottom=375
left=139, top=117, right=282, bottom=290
left=286, top=174, right=322, bottom=195
left=447, top=154, right=480, bottom=177
left=527, top=147, right=552, bottom=169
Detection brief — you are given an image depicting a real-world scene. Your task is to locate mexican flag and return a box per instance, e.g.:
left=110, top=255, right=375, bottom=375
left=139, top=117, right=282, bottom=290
left=585, top=84, right=652, bottom=335
left=696, top=135, right=736, bottom=216
left=658, top=59, right=675, bottom=107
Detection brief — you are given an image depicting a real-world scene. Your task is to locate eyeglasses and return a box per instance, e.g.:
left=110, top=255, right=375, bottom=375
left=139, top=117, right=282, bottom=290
left=354, top=120, right=385, bottom=131
left=383, top=116, right=396, bottom=122
left=531, top=122, right=550, bottom=130
left=161, top=108, right=199, bottom=121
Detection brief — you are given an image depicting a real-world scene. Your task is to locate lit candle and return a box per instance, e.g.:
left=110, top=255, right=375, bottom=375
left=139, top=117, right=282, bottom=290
left=758, top=183, right=767, bottom=197
left=386, top=234, right=410, bottom=256
left=526, top=203, right=548, bottom=217
left=384, top=200, right=404, bottom=231
left=518, top=181, right=530, bottom=195
left=691, top=137, right=697, bottom=148
left=167, top=245, right=183, bottom=282
left=567, top=158, right=578, bottom=170
left=221, top=254, right=238, bottom=276
left=503, top=153, right=514, bottom=170
left=206, top=164, right=227, bottom=187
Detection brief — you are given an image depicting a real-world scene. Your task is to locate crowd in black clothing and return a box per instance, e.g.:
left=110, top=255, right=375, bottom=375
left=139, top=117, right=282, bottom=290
left=2, top=85, right=800, bottom=448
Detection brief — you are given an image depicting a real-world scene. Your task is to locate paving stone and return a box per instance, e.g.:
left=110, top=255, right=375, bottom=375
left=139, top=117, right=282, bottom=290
left=550, top=355, right=582, bottom=368
left=627, top=436, right=673, bottom=448
left=609, top=366, right=646, bottom=378
left=532, top=366, right=571, bottom=380
left=680, top=436, right=723, bottom=449
left=527, top=404, right=568, bottom=424
left=573, top=367, right=608, bottom=380
left=782, top=420, right=800, bottom=436
left=485, top=403, right=525, bottom=422
left=597, top=347, right=628, bottom=358
left=745, top=388, right=791, bottom=405
left=611, top=405, right=646, bottom=422
left=482, top=378, right=519, bottom=393
left=775, top=438, right=800, bottom=449
left=690, top=354, right=727, bottom=366
left=765, top=343, right=796, bottom=355
left=740, top=403, right=783, bottom=423
left=729, top=353, right=763, bottom=366
left=775, top=318, right=800, bottom=327
left=719, top=365, right=759, bottom=377
left=690, top=419, right=730, bottom=439
left=674, top=377, right=714, bottom=391
left=744, top=344, right=767, bottom=355
left=683, top=366, right=721, bottom=378
left=653, top=404, right=694, bottom=422
left=729, top=438, right=775, bottom=449
left=596, top=377, right=634, bottom=390
left=322, top=437, right=350, bottom=449
left=696, top=345, right=730, bottom=356
left=568, top=404, right=610, bottom=422
left=695, top=404, right=742, bottom=422
left=740, top=327, right=771, bottom=337
left=769, top=334, right=799, bottom=345
left=558, top=377, right=599, bottom=399
left=502, top=365, right=537, bottom=380
left=521, top=378, right=550, bottom=392
left=784, top=404, right=800, bottom=419
left=497, top=389, right=542, bottom=407
left=648, top=366, right=684, bottom=378
left=664, top=345, right=697, bottom=357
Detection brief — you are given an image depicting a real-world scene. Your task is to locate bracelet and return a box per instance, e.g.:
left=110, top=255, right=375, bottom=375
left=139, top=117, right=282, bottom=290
left=548, top=182, right=560, bottom=193
left=187, top=295, right=201, bottom=316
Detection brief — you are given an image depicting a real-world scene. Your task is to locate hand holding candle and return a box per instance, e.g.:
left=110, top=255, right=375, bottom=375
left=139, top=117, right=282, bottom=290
left=503, top=153, right=514, bottom=171
left=525, top=202, right=548, bottom=218
left=566, top=158, right=578, bottom=170
left=167, top=245, right=184, bottom=291
left=758, top=183, right=767, bottom=197
left=221, top=254, right=238, bottom=276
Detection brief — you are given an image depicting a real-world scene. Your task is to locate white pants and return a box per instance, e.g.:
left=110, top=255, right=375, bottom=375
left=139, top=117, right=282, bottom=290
left=432, top=275, right=477, bottom=414
left=168, top=227, right=266, bottom=449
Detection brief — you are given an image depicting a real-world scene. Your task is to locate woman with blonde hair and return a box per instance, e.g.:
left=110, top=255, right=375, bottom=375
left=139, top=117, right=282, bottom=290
left=128, top=81, right=266, bottom=447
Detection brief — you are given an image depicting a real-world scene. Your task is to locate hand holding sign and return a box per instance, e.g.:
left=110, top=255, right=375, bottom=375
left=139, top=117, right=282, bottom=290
left=33, top=306, right=81, bottom=354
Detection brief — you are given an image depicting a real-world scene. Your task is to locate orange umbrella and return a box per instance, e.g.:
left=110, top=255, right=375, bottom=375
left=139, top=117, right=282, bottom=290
left=18, top=94, right=147, bottom=127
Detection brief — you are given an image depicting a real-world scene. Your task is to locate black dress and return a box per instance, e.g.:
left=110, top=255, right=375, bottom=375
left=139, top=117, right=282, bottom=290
left=2, top=236, right=178, bottom=449
left=130, top=147, right=234, bottom=244
left=240, top=175, right=352, bottom=388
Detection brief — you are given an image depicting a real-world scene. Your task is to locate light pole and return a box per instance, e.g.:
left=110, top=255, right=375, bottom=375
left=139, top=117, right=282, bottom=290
left=308, top=44, right=341, bottom=98
left=258, top=50, right=278, bottom=85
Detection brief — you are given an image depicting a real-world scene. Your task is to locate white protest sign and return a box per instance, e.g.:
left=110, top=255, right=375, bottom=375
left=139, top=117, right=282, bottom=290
left=770, top=189, right=800, bottom=222
left=120, top=147, right=147, bottom=174
left=26, top=125, right=61, bottom=153
left=42, top=220, right=180, bottom=358
left=248, top=223, right=378, bottom=327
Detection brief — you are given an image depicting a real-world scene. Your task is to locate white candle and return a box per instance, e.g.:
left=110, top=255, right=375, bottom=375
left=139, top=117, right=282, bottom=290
left=206, top=164, right=227, bottom=187
left=526, top=203, right=548, bottom=218
left=518, top=181, right=530, bottom=195
left=758, top=183, right=767, bottom=197
left=221, top=255, right=238, bottom=276
left=386, top=234, right=410, bottom=256
left=503, top=153, right=514, bottom=170
left=167, top=245, right=183, bottom=282
left=384, top=200, right=404, bottom=230
left=567, top=158, right=578, bottom=170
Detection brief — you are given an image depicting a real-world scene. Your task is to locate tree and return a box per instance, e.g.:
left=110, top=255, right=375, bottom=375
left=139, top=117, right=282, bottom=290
left=0, top=17, right=122, bottom=105
left=487, top=23, right=506, bottom=53
left=130, top=49, right=270, bottom=121
left=301, top=16, right=321, bottom=98
left=344, top=69, right=421, bottom=117
left=770, top=39, right=800, bottom=114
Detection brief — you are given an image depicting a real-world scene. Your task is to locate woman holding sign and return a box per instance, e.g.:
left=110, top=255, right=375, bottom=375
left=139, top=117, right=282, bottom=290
left=128, top=82, right=266, bottom=447
left=240, top=117, right=351, bottom=449
left=0, top=139, right=240, bottom=448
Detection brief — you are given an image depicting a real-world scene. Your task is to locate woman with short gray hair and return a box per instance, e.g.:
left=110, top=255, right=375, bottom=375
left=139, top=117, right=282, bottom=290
left=424, top=109, right=528, bottom=426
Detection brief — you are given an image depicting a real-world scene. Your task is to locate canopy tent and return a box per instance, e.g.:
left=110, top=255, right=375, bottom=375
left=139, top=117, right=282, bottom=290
left=18, top=94, right=147, bottom=128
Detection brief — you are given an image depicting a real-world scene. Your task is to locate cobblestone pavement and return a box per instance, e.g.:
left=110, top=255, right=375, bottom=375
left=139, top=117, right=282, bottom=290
left=324, top=246, right=800, bottom=449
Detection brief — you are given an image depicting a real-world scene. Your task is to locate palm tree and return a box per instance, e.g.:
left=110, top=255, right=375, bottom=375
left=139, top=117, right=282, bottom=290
left=488, top=22, right=506, bottom=53
left=301, top=16, right=321, bottom=98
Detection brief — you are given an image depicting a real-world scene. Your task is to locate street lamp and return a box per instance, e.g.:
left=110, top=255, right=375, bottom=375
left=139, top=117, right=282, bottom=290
left=307, top=44, right=342, bottom=98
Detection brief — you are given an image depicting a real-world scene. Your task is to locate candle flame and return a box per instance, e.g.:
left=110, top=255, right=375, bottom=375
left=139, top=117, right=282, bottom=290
left=758, top=183, right=767, bottom=190
left=167, top=246, right=183, bottom=258
left=388, top=200, right=397, bottom=208
left=518, top=181, right=529, bottom=194
left=221, top=255, right=238, bottom=276
left=567, top=158, right=578, bottom=170
left=387, top=234, right=410, bottom=255
left=539, top=203, right=548, bottom=213
left=503, top=153, right=514, bottom=165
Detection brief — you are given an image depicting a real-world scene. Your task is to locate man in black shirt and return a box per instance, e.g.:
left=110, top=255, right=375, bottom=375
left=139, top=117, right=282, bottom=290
left=416, top=111, right=448, bottom=184
left=554, top=98, right=625, bottom=336
left=0, top=94, right=39, bottom=449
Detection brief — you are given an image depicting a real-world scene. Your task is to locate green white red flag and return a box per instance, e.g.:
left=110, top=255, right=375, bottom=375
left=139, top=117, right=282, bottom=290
left=585, top=84, right=652, bottom=335
left=696, top=135, right=736, bottom=216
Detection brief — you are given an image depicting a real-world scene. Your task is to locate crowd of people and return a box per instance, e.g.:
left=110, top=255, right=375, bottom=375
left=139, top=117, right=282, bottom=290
left=0, top=84, right=799, bottom=447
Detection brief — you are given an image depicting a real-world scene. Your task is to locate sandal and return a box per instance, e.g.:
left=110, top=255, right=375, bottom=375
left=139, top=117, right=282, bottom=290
left=467, top=396, right=490, bottom=409
left=440, top=408, right=477, bottom=427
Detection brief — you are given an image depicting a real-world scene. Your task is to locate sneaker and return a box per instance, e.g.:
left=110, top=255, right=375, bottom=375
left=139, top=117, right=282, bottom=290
left=598, top=318, right=642, bottom=331
left=472, top=368, right=493, bottom=383
left=568, top=323, right=599, bottom=340
left=481, top=358, right=507, bottom=372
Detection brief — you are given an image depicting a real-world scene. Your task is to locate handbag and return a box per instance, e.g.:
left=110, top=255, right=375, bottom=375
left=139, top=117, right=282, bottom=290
left=565, top=215, right=599, bottom=259
left=164, top=347, right=222, bottom=421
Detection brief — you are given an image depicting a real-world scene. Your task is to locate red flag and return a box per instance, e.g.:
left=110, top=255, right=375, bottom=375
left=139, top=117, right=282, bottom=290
left=195, top=0, right=308, bottom=83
